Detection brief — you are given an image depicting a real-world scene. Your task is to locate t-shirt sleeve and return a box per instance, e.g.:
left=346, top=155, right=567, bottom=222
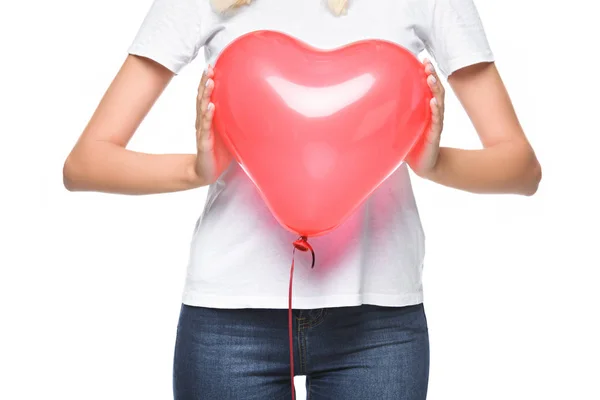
left=127, top=0, right=205, bottom=74
left=421, top=0, right=495, bottom=78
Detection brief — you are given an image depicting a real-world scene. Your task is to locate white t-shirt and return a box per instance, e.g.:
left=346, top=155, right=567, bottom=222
left=128, top=0, right=494, bottom=309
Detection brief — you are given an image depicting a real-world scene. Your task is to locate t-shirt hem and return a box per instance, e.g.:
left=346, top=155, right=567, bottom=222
left=443, top=51, right=495, bottom=77
left=181, top=291, right=424, bottom=310
left=127, top=44, right=183, bottom=75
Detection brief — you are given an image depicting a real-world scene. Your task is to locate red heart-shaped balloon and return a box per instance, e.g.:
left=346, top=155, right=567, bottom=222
left=212, top=30, right=431, bottom=237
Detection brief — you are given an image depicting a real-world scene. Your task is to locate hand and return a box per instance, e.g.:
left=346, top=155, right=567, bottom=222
left=407, top=58, right=445, bottom=178
left=194, top=65, right=233, bottom=185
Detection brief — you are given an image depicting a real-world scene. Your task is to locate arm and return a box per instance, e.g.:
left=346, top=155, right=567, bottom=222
left=63, top=55, right=205, bottom=194
left=423, top=62, right=542, bottom=196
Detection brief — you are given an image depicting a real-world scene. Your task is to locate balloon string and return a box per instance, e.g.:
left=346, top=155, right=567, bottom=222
left=288, top=249, right=296, bottom=400
left=288, top=236, right=315, bottom=400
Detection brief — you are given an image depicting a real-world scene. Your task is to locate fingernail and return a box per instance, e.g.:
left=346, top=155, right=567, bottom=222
left=429, top=75, right=437, bottom=84
left=207, top=102, right=214, bottom=111
left=205, top=79, right=212, bottom=88
left=432, top=98, right=438, bottom=105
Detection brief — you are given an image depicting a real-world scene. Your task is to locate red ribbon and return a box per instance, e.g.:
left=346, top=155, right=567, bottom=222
left=288, top=236, right=315, bottom=400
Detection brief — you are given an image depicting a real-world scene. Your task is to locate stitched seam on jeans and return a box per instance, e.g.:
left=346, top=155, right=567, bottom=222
left=300, top=332, right=308, bottom=375
left=301, top=334, right=308, bottom=374
left=297, top=326, right=305, bottom=375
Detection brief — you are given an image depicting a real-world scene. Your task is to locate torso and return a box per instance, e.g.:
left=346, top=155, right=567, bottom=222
left=183, top=0, right=429, bottom=309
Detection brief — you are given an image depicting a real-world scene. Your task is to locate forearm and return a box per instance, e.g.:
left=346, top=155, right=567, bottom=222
left=424, top=140, right=541, bottom=196
left=63, top=141, right=204, bottom=195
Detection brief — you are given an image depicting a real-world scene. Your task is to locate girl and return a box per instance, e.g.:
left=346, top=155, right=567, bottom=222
left=64, top=0, right=541, bottom=398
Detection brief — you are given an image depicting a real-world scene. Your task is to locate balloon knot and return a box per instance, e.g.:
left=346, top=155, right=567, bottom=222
left=293, top=236, right=315, bottom=268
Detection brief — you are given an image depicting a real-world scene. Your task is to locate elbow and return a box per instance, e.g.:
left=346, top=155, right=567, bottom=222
left=63, top=151, right=89, bottom=192
left=520, top=145, right=542, bottom=197
left=62, top=154, right=79, bottom=191
left=522, top=159, right=542, bottom=196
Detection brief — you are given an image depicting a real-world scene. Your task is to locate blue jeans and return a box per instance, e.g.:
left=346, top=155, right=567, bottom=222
left=173, top=303, right=429, bottom=399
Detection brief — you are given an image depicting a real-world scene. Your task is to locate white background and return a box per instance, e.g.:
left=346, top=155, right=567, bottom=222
left=1, top=0, right=599, bottom=399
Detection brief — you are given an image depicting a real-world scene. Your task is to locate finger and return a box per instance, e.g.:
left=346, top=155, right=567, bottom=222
left=200, top=78, right=214, bottom=117
left=424, top=60, right=444, bottom=96
left=428, top=76, right=446, bottom=112
left=422, top=58, right=435, bottom=76
left=430, top=97, right=440, bottom=123
left=427, top=98, right=442, bottom=143
left=427, top=73, right=441, bottom=96
left=425, top=60, right=439, bottom=81
left=201, top=103, right=215, bottom=139
left=198, top=68, right=209, bottom=94
left=198, top=103, right=215, bottom=151
left=197, top=65, right=214, bottom=105
left=198, top=64, right=214, bottom=91
left=196, top=73, right=208, bottom=124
